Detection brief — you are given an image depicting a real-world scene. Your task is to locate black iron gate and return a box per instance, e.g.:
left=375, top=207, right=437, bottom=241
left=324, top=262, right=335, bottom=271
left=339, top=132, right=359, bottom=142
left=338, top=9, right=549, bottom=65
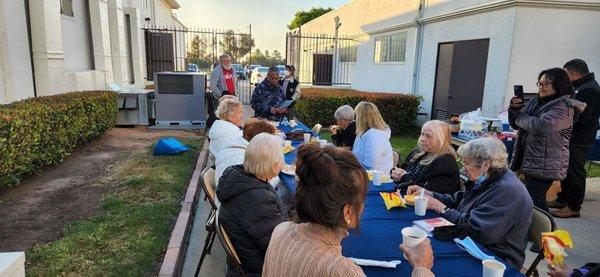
left=285, top=32, right=358, bottom=86
left=142, top=26, right=254, bottom=104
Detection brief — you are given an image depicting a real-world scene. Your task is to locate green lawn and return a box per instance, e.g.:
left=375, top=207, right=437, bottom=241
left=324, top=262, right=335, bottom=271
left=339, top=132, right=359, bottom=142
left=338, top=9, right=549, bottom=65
left=26, top=138, right=202, bottom=276
left=320, top=130, right=600, bottom=178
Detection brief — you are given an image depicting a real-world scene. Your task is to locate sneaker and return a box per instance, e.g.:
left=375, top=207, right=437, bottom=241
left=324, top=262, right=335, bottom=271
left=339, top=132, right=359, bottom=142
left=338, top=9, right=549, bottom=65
left=547, top=200, right=567, bottom=209
left=551, top=207, right=581, bottom=218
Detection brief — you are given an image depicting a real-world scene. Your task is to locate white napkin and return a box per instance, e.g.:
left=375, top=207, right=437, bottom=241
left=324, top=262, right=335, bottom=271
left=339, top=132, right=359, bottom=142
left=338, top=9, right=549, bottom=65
left=350, top=258, right=401, bottom=268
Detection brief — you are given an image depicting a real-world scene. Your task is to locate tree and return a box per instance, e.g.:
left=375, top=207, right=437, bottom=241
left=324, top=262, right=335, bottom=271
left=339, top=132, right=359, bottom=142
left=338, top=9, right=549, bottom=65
left=187, top=35, right=214, bottom=68
left=288, top=7, right=333, bottom=30
left=250, top=49, right=285, bottom=66
left=219, top=30, right=255, bottom=62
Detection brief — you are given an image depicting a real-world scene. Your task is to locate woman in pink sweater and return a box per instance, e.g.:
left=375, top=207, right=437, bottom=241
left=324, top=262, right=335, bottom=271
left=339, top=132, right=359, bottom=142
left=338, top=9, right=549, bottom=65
left=262, top=143, right=435, bottom=277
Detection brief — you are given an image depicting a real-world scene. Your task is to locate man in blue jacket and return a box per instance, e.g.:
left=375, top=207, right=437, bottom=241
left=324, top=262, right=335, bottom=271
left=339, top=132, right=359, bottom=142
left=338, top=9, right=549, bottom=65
left=251, top=66, right=287, bottom=121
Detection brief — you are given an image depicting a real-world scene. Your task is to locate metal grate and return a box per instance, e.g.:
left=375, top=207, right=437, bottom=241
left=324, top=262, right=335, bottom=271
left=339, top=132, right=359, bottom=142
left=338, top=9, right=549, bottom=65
left=156, top=74, right=193, bottom=95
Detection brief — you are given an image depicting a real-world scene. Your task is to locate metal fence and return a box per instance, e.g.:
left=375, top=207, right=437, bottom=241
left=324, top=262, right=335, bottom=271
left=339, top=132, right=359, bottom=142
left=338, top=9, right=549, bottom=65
left=141, top=25, right=254, bottom=104
left=285, top=32, right=359, bottom=86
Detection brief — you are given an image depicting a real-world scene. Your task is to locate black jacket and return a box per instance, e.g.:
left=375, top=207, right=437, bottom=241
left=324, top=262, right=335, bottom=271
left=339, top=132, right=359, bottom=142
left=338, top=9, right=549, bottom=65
left=331, top=121, right=357, bottom=149
left=571, top=73, right=600, bottom=147
left=395, top=149, right=460, bottom=194
left=216, top=165, right=288, bottom=275
left=279, top=77, right=299, bottom=100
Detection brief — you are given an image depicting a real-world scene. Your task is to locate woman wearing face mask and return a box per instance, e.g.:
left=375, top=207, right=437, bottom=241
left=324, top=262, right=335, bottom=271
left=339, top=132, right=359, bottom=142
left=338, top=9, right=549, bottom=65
left=391, top=120, right=460, bottom=194
left=407, top=138, right=533, bottom=269
left=279, top=65, right=301, bottom=120
left=508, top=68, right=585, bottom=212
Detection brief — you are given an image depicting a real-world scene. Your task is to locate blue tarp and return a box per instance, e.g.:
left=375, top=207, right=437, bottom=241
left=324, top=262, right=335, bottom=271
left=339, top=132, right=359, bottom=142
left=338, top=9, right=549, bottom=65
left=153, top=137, right=190, bottom=155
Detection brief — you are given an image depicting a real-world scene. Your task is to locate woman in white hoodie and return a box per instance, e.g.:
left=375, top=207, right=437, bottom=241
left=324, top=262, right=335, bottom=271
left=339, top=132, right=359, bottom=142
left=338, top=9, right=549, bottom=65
left=352, top=101, right=394, bottom=172
left=208, top=99, right=247, bottom=183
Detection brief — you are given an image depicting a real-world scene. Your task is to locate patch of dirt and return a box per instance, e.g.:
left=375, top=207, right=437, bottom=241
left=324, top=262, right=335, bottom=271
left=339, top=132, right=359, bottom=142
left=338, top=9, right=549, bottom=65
left=0, top=126, right=202, bottom=252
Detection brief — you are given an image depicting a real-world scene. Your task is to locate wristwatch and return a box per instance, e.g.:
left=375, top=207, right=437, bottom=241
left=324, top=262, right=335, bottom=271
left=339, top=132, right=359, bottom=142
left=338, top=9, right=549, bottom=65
left=440, top=207, right=450, bottom=215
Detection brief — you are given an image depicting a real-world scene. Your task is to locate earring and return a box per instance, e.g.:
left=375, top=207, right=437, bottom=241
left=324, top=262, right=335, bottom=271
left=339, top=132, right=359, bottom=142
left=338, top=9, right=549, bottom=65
left=346, top=219, right=351, bottom=225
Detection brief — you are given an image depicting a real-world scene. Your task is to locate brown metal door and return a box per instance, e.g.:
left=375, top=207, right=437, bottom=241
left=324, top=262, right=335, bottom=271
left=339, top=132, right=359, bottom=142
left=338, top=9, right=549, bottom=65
left=312, top=54, right=332, bottom=86
left=446, top=39, right=489, bottom=115
left=432, top=43, right=454, bottom=120
left=145, top=30, right=175, bottom=81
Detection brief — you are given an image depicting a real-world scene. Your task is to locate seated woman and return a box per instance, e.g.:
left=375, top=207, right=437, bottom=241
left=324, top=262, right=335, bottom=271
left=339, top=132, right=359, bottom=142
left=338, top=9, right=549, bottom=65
left=263, top=144, right=434, bottom=277
left=330, top=105, right=357, bottom=149
left=392, top=120, right=460, bottom=194
left=214, top=117, right=277, bottom=184
left=208, top=98, right=244, bottom=158
left=216, top=133, right=289, bottom=276
left=407, top=138, right=533, bottom=268
left=352, top=101, right=394, bottom=172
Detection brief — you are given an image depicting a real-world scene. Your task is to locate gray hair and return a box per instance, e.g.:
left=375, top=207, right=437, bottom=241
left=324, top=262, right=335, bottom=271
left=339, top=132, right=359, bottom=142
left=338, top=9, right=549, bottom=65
left=219, top=54, right=231, bottom=61
left=334, top=105, right=355, bottom=121
left=215, top=99, right=242, bottom=120
left=457, top=137, right=508, bottom=171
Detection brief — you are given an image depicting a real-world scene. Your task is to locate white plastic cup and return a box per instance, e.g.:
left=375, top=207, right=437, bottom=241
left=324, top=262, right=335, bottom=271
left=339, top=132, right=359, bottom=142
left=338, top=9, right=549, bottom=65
left=283, top=140, right=292, bottom=147
left=372, top=170, right=383, bottom=186
left=401, top=227, right=427, bottom=248
left=303, top=133, right=311, bottom=143
left=319, top=139, right=327, bottom=147
left=414, top=196, right=428, bottom=216
left=482, top=259, right=506, bottom=277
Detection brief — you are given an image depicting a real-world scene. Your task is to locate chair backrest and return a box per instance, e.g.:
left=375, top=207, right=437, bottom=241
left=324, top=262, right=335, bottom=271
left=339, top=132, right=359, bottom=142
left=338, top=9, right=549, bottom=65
left=392, top=149, right=401, bottom=167
left=202, top=167, right=218, bottom=210
left=215, top=210, right=245, bottom=276
left=312, top=124, right=322, bottom=135
left=529, top=206, right=557, bottom=246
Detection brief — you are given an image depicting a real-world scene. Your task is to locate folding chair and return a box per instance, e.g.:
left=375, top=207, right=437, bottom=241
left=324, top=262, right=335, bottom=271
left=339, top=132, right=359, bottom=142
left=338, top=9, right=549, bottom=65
left=215, top=210, right=246, bottom=276
left=524, top=206, right=557, bottom=276
left=312, top=124, right=322, bottom=135
left=194, top=168, right=219, bottom=276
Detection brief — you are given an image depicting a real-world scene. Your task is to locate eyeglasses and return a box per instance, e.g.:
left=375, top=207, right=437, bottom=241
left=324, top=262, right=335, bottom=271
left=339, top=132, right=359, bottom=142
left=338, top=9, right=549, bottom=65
left=536, top=81, right=553, bottom=88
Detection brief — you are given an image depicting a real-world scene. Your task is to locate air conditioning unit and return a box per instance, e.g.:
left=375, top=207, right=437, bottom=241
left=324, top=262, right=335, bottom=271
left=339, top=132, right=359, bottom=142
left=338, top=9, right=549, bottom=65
left=154, top=72, right=207, bottom=129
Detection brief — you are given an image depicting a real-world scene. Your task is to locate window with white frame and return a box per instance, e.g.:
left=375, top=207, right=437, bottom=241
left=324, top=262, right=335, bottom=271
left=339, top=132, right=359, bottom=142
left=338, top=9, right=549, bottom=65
left=339, top=44, right=357, bottom=63
left=374, top=32, right=407, bottom=63
left=60, top=0, right=74, bottom=17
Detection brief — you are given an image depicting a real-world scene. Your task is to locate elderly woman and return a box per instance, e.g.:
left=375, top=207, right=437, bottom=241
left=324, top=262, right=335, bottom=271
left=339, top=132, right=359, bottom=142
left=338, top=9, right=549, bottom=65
left=216, top=133, right=288, bottom=276
left=509, top=68, right=584, bottom=212
left=392, top=120, right=460, bottom=194
left=208, top=98, right=244, bottom=157
left=330, top=105, right=357, bottom=149
left=352, top=101, right=394, bottom=172
left=213, top=118, right=278, bottom=184
left=407, top=138, right=533, bottom=268
left=263, top=144, right=434, bottom=277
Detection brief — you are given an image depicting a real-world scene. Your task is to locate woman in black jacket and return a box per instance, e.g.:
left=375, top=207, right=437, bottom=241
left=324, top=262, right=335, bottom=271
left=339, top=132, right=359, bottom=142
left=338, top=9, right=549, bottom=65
left=330, top=105, right=357, bottom=150
left=216, top=133, right=288, bottom=276
left=392, top=120, right=460, bottom=194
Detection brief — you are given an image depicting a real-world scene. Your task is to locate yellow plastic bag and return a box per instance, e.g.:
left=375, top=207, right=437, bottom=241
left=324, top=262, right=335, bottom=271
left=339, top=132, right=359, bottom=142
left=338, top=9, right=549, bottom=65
left=380, top=191, right=406, bottom=210
left=542, top=230, right=573, bottom=266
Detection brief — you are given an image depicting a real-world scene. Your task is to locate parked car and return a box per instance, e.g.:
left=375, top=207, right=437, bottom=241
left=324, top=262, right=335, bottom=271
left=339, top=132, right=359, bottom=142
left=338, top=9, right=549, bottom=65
left=232, top=63, right=246, bottom=80
left=250, top=67, right=269, bottom=85
left=245, top=64, right=261, bottom=77
left=187, top=63, right=199, bottom=72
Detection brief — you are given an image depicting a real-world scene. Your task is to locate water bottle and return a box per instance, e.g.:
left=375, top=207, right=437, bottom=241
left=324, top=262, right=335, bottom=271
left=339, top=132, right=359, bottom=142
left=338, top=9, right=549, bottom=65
left=281, top=117, right=289, bottom=126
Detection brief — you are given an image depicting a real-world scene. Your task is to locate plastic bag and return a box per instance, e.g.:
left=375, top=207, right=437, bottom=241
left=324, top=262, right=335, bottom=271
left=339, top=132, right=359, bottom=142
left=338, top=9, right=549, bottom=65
left=542, top=230, right=573, bottom=266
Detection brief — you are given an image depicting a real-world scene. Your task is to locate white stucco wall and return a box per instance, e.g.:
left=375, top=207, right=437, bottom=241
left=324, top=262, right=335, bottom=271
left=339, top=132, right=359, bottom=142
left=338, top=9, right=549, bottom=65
left=505, top=5, right=600, bottom=106
left=61, top=0, right=94, bottom=72
left=416, top=7, right=516, bottom=120
left=0, top=0, right=35, bottom=104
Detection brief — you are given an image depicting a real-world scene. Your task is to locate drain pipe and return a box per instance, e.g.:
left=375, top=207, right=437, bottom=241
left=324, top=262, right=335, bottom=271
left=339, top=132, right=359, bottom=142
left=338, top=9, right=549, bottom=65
left=411, top=0, right=426, bottom=96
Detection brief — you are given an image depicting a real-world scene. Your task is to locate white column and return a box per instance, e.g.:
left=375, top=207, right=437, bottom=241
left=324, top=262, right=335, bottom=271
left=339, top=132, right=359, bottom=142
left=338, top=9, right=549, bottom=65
left=107, top=0, right=128, bottom=85
left=124, top=7, right=147, bottom=86
left=28, top=0, right=65, bottom=96
left=89, top=0, right=114, bottom=83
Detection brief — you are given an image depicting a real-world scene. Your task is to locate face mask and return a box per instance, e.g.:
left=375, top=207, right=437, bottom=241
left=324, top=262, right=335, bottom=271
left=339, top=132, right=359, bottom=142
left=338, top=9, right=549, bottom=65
left=454, top=236, right=496, bottom=261
left=475, top=174, right=486, bottom=185
left=284, top=70, right=291, bottom=77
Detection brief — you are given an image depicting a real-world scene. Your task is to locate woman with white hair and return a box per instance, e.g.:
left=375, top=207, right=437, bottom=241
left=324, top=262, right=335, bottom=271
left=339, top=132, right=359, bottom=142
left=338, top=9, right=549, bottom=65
left=216, top=133, right=288, bottom=276
left=407, top=137, right=533, bottom=268
left=208, top=98, right=245, bottom=159
left=330, top=105, right=357, bottom=149
left=392, top=120, right=460, bottom=194
left=352, top=101, right=394, bottom=172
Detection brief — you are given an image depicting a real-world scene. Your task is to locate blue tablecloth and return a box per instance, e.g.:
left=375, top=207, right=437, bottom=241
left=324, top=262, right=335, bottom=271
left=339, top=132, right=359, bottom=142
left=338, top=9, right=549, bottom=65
left=278, top=122, right=316, bottom=193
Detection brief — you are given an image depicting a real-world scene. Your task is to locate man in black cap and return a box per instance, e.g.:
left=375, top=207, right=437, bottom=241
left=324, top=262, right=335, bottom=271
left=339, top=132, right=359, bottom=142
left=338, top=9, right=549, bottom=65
left=279, top=65, right=301, bottom=119
left=251, top=66, right=287, bottom=121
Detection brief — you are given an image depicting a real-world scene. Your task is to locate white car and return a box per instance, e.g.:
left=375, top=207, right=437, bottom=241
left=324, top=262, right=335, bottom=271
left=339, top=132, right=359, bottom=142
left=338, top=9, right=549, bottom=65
left=250, top=67, right=269, bottom=85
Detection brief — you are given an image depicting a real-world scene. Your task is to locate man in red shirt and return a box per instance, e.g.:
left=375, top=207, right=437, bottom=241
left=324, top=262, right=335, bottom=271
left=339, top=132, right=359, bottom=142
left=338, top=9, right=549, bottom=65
left=210, top=54, right=237, bottom=97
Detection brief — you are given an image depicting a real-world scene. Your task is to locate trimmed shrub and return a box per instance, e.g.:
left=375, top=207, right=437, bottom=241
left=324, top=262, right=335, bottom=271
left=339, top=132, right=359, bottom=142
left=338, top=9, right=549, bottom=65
left=0, top=91, right=118, bottom=187
left=295, top=88, right=421, bottom=134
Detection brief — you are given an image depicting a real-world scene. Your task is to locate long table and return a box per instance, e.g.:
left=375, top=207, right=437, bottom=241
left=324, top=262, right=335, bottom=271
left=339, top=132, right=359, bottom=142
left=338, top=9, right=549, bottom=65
left=276, top=122, right=524, bottom=277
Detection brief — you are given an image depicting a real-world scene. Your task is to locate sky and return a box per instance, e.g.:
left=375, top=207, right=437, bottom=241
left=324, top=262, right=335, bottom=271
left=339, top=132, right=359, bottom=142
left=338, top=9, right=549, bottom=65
left=176, top=0, right=348, bottom=54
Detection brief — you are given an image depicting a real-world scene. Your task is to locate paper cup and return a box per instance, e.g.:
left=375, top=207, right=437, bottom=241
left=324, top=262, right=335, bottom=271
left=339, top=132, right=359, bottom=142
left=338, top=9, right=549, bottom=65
left=482, top=259, right=506, bottom=277
left=283, top=140, right=292, bottom=147
left=319, top=139, right=327, bottom=147
left=401, top=227, right=427, bottom=248
left=303, top=133, right=311, bottom=143
left=372, top=170, right=383, bottom=186
left=414, top=196, right=428, bottom=216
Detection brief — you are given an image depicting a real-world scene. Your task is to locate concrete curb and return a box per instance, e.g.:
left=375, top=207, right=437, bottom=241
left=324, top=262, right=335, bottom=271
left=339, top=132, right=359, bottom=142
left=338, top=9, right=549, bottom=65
left=159, top=138, right=210, bottom=277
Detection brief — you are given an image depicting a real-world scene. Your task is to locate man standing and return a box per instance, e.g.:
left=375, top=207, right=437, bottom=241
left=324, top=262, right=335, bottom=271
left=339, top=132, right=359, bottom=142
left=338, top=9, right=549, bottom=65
left=549, top=59, right=600, bottom=218
left=251, top=66, right=286, bottom=121
left=207, top=54, right=237, bottom=129
left=279, top=65, right=301, bottom=120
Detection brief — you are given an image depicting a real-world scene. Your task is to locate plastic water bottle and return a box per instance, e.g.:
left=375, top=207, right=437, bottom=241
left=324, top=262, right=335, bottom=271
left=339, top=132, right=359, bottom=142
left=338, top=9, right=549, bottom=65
left=281, top=117, right=289, bottom=126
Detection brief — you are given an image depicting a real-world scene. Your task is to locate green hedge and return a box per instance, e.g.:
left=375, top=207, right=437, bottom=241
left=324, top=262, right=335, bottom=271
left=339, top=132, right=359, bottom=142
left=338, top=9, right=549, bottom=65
left=295, top=88, right=421, bottom=134
left=0, top=91, right=118, bottom=187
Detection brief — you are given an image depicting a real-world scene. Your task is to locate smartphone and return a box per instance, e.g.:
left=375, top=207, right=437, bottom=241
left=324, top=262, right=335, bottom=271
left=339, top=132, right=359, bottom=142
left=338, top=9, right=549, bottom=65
left=514, top=85, right=524, bottom=99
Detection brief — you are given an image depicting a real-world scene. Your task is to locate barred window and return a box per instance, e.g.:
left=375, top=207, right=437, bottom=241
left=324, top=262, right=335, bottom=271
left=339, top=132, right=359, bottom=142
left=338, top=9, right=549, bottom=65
left=60, top=0, right=74, bottom=17
left=339, top=44, right=357, bottom=63
left=374, top=32, right=407, bottom=63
